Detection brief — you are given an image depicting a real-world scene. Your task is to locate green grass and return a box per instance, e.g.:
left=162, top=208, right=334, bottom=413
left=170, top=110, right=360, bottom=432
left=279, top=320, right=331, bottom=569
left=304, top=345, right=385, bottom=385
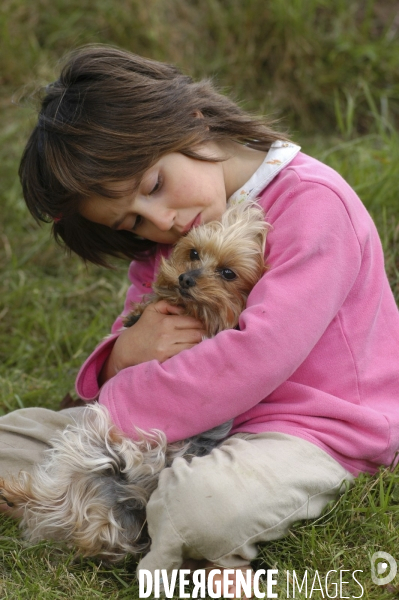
left=1, top=0, right=399, bottom=598
left=1, top=468, right=399, bottom=598
left=1, top=0, right=399, bottom=133
left=258, top=466, right=399, bottom=599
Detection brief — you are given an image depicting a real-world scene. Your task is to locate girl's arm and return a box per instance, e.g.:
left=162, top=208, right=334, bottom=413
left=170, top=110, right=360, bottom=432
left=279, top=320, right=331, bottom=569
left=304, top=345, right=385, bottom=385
left=96, top=182, right=364, bottom=442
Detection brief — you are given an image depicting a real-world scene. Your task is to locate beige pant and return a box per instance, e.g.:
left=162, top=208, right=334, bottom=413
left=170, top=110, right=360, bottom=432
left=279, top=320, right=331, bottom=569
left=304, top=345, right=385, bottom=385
left=0, top=408, right=354, bottom=573
left=138, top=432, right=354, bottom=576
left=0, top=407, right=82, bottom=478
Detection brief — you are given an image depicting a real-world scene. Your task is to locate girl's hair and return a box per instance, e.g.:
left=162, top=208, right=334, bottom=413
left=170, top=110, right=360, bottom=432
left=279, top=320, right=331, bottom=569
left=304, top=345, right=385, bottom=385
left=20, top=45, right=288, bottom=266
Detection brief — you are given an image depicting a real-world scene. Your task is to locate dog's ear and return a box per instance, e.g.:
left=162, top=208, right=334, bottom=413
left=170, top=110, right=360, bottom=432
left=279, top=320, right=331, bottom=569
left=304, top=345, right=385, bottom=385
left=256, top=220, right=268, bottom=259
left=222, top=201, right=269, bottom=257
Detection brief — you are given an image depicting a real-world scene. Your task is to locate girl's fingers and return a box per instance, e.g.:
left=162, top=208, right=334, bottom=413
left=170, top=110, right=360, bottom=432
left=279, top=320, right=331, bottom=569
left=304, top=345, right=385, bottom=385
left=172, top=317, right=205, bottom=331
left=172, top=329, right=205, bottom=344
left=148, top=301, right=205, bottom=330
left=152, top=300, right=184, bottom=315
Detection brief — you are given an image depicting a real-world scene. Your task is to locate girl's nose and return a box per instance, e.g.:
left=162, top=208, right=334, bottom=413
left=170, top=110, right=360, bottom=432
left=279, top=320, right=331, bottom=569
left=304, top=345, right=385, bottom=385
left=151, top=207, right=176, bottom=231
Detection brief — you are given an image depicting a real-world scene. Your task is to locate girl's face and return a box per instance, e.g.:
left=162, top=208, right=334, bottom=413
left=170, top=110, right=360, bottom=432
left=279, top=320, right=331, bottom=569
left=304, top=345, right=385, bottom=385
left=79, top=146, right=229, bottom=244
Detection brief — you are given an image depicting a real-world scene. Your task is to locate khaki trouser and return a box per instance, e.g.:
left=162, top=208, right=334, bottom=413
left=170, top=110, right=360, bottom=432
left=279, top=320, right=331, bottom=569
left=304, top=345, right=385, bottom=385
left=0, top=408, right=354, bottom=572
left=138, top=432, right=354, bottom=575
left=0, top=407, right=82, bottom=478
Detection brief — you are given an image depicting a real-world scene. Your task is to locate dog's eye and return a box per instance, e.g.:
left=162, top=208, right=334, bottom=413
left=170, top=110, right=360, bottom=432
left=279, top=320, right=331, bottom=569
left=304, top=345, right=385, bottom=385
left=190, top=249, right=200, bottom=261
left=220, top=268, right=237, bottom=281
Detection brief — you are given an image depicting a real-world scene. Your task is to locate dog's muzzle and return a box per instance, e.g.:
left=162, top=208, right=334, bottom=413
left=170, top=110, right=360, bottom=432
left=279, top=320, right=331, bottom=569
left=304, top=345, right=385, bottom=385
left=178, top=269, right=201, bottom=290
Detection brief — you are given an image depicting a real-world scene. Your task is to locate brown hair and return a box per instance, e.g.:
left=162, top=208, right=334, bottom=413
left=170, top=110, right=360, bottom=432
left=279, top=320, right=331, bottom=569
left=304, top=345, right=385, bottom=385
left=20, top=45, right=288, bottom=266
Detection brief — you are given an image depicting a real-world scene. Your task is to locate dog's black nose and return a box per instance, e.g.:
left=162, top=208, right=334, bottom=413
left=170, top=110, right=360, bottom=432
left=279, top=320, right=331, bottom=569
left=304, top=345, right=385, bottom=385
left=179, top=272, right=197, bottom=289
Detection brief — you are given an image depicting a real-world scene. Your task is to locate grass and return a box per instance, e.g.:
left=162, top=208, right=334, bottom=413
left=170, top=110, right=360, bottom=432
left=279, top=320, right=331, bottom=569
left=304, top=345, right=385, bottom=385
left=258, top=466, right=399, bottom=599
left=1, top=468, right=399, bottom=598
left=1, top=0, right=399, bottom=133
left=1, top=0, right=399, bottom=598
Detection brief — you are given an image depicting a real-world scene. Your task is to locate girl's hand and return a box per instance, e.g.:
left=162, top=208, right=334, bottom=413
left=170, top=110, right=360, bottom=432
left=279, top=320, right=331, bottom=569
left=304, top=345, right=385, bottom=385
left=99, top=300, right=205, bottom=385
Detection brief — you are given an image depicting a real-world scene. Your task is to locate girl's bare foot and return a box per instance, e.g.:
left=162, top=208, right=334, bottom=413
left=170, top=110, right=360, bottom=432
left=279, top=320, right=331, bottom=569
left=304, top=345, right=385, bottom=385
left=0, top=505, right=21, bottom=518
left=0, top=495, right=21, bottom=518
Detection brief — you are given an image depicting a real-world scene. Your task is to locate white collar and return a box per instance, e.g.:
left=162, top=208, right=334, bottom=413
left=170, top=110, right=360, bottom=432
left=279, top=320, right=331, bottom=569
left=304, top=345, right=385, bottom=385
left=228, top=141, right=301, bottom=206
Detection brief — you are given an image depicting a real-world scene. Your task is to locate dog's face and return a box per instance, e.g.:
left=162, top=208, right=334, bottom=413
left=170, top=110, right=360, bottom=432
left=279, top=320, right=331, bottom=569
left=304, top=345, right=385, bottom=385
left=154, top=203, right=268, bottom=336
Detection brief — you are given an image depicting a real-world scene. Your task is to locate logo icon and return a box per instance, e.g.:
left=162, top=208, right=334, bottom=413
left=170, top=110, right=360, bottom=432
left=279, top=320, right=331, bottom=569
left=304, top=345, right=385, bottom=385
left=370, top=551, right=397, bottom=585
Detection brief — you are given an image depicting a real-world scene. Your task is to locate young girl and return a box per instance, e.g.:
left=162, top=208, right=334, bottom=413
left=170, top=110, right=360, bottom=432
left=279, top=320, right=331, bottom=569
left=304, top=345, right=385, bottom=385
left=2, top=44, right=399, bottom=595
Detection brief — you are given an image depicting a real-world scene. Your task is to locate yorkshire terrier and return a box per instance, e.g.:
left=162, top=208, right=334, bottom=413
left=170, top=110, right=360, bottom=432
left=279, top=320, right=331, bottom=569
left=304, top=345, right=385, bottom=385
left=0, top=201, right=268, bottom=562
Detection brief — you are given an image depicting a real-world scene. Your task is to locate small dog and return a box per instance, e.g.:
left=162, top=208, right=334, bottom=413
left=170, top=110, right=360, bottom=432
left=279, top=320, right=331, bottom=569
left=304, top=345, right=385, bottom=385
left=0, top=201, right=268, bottom=562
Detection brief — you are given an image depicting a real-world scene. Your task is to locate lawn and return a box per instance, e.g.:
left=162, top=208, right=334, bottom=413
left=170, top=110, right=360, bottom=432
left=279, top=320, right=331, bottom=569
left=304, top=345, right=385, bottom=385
left=0, top=1, right=399, bottom=598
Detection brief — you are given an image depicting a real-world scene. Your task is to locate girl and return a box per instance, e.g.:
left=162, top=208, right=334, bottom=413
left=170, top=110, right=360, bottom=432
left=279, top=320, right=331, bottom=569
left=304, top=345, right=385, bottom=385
left=3, top=44, right=399, bottom=595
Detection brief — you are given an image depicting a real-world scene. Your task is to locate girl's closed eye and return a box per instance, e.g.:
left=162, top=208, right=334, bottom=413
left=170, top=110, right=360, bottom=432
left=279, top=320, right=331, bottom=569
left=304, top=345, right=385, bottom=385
left=132, top=215, right=143, bottom=231
left=149, top=175, right=163, bottom=195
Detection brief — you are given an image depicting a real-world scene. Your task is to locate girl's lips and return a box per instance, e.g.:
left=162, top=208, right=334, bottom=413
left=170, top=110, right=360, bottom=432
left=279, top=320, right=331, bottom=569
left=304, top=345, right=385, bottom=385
left=182, top=214, right=201, bottom=234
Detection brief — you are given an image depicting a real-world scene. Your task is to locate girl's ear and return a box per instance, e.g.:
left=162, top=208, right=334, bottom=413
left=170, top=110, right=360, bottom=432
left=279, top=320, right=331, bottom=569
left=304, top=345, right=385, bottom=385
left=193, top=110, right=209, bottom=128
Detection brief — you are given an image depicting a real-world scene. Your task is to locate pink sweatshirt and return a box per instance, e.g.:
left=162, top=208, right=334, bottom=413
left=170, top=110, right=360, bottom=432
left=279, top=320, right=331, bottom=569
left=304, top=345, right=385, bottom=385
left=76, top=152, right=399, bottom=476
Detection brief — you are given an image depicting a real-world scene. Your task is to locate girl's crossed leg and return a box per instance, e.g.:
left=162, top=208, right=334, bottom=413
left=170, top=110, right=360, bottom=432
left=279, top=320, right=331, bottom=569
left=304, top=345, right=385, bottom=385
left=138, top=432, right=354, bottom=597
left=0, top=409, right=354, bottom=598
